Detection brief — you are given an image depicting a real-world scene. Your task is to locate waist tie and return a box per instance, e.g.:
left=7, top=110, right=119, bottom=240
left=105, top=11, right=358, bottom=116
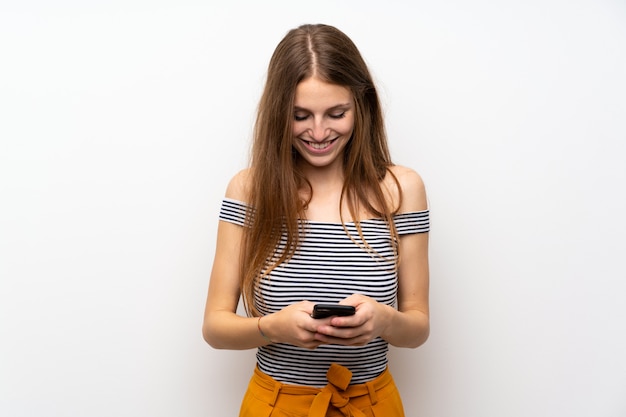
left=250, top=363, right=393, bottom=417
left=309, top=363, right=367, bottom=417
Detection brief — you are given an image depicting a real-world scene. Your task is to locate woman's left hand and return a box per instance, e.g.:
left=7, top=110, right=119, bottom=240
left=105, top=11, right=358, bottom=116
left=313, top=294, right=394, bottom=346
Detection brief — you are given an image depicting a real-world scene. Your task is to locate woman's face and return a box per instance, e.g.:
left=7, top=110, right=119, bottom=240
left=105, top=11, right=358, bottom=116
left=291, top=77, right=355, bottom=170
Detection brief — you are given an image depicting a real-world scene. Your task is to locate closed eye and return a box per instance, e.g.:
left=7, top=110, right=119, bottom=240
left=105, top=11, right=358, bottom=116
left=293, top=107, right=349, bottom=122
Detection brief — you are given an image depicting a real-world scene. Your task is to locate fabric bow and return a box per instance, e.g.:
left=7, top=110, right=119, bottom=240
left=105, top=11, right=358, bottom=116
left=308, top=364, right=366, bottom=417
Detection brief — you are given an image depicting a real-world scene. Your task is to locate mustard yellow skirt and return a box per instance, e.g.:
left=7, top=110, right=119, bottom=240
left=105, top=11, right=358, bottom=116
left=239, top=363, right=405, bottom=417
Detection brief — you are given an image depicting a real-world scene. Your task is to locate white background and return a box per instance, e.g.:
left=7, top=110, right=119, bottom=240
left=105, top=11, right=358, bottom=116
left=1, top=1, right=625, bottom=416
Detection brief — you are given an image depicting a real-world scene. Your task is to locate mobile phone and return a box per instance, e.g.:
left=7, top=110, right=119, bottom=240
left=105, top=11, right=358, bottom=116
left=311, top=304, right=356, bottom=319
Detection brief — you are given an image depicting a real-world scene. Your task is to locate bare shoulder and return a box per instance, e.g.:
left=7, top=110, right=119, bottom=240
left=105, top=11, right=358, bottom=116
left=385, top=165, right=428, bottom=213
left=224, top=168, right=253, bottom=203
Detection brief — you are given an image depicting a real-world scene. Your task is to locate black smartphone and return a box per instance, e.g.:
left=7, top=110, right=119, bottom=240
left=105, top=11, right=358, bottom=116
left=311, top=304, right=356, bottom=319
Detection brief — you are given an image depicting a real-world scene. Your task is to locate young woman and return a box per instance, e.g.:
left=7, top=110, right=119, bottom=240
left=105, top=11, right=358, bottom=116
left=203, top=24, right=430, bottom=417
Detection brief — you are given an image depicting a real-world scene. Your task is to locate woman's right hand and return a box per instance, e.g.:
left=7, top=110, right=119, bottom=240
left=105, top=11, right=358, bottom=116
left=262, top=301, right=330, bottom=349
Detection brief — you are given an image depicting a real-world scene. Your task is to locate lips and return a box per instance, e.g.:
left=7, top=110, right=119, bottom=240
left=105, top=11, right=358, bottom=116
left=301, top=137, right=338, bottom=153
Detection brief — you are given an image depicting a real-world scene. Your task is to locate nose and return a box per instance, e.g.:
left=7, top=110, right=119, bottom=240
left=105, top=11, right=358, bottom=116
left=310, top=118, right=329, bottom=141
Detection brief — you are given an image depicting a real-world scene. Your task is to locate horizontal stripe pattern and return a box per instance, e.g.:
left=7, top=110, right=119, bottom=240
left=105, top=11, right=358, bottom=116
left=218, top=198, right=430, bottom=386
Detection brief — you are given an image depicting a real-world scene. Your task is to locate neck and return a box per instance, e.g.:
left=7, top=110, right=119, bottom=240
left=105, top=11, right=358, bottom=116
left=299, top=161, right=345, bottom=191
left=297, top=161, right=348, bottom=222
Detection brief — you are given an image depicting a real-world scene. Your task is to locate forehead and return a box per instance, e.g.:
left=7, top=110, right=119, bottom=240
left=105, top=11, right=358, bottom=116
left=293, top=77, right=352, bottom=109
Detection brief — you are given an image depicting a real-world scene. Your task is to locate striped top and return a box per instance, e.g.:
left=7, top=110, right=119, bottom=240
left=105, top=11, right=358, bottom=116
left=219, top=198, right=430, bottom=387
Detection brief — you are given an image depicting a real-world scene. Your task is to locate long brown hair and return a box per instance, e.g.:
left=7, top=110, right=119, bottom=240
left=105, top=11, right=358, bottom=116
left=241, top=24, right=401, bottom=316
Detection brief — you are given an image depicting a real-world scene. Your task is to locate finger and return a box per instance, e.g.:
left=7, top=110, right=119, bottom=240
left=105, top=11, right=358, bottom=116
left=309, top=317, right=333, bottom=332
left=339, top=293, right=367, bottom=305
left=317, top=324, right=361, bottom=340
left=329, top=315, right=363, bottom=328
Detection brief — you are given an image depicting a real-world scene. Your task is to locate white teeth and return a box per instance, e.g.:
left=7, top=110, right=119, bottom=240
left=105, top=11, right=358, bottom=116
left=308, top=141, right=332, bottom=150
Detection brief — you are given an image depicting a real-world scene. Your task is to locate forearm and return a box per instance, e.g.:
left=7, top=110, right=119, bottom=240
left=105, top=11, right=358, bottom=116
left=381, top=305, right=430, bottom=348
left=202, top=310, right=271, bottom=350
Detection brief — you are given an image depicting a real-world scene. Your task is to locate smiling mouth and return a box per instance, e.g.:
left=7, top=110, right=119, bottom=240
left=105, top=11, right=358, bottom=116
left=303, top=138, right=337, bottom=150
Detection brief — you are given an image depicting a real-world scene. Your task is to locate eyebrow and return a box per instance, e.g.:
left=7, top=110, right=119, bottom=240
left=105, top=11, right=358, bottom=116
left=293, top=103, right=352, bottom=112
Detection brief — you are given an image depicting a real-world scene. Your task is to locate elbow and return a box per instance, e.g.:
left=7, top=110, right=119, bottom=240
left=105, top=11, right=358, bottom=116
left=412, top=318, right=430, bottom=348
left=202, top=320, right=227, bottom=349
left=396, top=318, right=430, bottom=349
left=407, top=325, right=430, bottom=349
left=203, top=309, right=244, bottom=350
left=398, top=331, right=429, bottom=349
left=201, top=324, right=214, bottom=347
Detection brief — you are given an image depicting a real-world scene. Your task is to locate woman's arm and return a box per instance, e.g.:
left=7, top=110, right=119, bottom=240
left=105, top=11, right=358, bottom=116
left=383, top=165, right=430, bottom=347
left=202, top=170, right=330, bottom=350
left=202, top=171, right=270, bottom=349
left=382, top=230, right=430, bottom=348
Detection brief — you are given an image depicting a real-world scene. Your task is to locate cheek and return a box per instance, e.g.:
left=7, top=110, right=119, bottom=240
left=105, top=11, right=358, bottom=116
left=292, top=124, right=305, bottom=138
left=340, top=118, right=355, bottom=136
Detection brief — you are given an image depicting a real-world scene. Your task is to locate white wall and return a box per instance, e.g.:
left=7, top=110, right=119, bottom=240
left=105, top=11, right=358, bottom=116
left=1, top=1, right=625, bottom=416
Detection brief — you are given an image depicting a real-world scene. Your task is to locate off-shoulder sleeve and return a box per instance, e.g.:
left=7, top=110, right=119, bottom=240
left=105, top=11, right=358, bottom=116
left=218, top=198, right=251, bottom=227
left=394, top=210, right=430, bottom=235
